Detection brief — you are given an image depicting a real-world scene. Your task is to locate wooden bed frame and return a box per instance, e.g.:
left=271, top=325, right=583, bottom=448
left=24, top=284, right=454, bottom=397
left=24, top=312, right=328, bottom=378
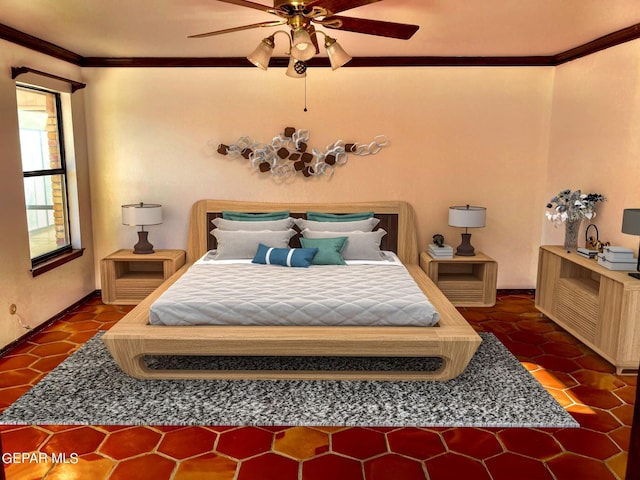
left=102, top=200, right=482, bottom=381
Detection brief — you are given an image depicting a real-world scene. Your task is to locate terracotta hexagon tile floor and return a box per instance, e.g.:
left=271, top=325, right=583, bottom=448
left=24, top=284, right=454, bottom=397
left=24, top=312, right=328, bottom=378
left=332, top=427, right=387, bottom=459
left=273, top=427, right=329, bottom=459
left=216, top=426, right=274, bottom=459
left=0, top=292, right=636, bottom=479
left=440, top=428, right=502, bottom=459
left=98, top=427, right=162, bottom=460
left=363, top=453, right=426, bottom=479
left=173, top=452, right=237, bottom=479
left=302, top=453, right=364, bottom=480
left=157, top=427, right=219, bottom=460
left=238, top=452, right=299, bottom=480
left=387, top=427, right=447, bottom=459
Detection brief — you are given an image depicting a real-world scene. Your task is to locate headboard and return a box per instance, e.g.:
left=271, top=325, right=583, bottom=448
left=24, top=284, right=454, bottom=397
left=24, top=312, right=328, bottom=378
left=186, top=200, right=419, bottom=265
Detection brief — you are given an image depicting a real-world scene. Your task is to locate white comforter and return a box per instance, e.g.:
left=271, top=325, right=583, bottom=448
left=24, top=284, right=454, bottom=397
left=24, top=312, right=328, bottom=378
left=149, top=252, right=440, bottom=327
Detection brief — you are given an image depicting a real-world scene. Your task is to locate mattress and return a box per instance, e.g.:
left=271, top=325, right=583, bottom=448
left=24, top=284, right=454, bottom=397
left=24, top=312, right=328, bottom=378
left=149, top=252, right=440, bottom=327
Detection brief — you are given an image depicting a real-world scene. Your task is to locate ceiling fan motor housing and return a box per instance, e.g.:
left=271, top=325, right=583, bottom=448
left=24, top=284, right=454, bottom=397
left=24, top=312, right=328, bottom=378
left=275, top=1, right=308, bottom=9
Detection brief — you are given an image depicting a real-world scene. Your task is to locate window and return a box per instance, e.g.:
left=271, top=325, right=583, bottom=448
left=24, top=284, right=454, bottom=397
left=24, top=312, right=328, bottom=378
left=17, top=85, right=72, bottom=265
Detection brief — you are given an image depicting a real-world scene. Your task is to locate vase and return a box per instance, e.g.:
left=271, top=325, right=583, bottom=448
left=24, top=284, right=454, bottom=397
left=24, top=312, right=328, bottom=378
left=564, top=218, right=581, bottom=252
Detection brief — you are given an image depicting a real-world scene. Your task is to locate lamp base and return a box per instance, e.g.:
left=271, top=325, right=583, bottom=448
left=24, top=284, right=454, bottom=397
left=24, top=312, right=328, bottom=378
left=133, top=231, right=154, bottom=254
left=455, top=233, right=476, bottom=256
left=629, top=246, right=640, bottom=280
left=631, top=246, right=640, bottom=279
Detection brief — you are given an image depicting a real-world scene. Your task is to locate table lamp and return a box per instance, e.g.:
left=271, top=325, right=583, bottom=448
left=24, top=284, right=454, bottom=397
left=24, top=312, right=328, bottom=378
left=622, top=208, right=640, bottom=279
left=448, top=205, right=486, bottom=256
left=122, top=203, right=162, bottom=254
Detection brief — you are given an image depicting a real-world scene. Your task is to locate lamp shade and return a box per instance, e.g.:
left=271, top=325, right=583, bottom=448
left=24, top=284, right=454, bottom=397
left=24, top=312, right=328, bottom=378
left=448, top=205, right=486, bottom=228
left=122, top=203, right=162, bottom=227
left=622, top=209, right=640, bottom=236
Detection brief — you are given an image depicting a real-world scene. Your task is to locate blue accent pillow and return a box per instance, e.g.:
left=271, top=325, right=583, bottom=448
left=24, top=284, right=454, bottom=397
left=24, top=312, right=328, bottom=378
left=306, top=211, right=374, bottom=222
left=252, top=244, right=318, bottom=267
left=222, top=210, right=290, bottom=221
left=300, top=237, right=347, bottom=265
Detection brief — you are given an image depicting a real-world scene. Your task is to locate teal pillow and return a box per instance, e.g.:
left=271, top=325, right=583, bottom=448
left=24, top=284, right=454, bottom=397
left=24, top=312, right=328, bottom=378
left=252, top=244, right=318, bottom=267
left=222, top=210, right=290, bottom=221
left=300, top=237, right=347, bottom=265
left=306, top=211, right=374, bottom=222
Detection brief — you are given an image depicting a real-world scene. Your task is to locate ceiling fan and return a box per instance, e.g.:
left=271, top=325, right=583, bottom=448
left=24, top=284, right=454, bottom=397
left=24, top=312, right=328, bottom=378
left=188, top=0, right=420, bottom=76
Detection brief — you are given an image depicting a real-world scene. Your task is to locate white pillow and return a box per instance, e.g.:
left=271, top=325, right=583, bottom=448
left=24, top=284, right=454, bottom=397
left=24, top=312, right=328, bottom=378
left=301, top=229, right=387, bottom=260
left=212, top=229, right=296, bottom=259
left=294, top=217, right=380, bottom=232
left=212, top=217, right=295, bottom=231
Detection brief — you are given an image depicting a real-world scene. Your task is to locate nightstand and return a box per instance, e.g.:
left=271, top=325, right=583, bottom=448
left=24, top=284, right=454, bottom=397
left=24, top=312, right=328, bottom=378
left=419, top=251, right=497, bottom=307
left=101, top=249, right=186, bottom=305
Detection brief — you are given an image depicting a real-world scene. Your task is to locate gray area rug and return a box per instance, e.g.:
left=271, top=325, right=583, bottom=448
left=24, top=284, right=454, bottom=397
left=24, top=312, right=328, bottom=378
left=0, top=333, right=578, bottom=428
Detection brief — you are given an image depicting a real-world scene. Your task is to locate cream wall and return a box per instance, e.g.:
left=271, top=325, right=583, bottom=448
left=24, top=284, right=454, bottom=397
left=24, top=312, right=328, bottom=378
left=0, top=40, right=95, bottom=349
left=85, top=66, right=553, bottom=289
left=3, top=35, right=640, bottom=349
left=544, top=40, right=640, bottom=250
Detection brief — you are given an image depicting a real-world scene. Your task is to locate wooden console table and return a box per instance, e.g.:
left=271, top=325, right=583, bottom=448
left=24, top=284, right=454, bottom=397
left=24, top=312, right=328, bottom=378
left=535, top=245, right=640, bottom=374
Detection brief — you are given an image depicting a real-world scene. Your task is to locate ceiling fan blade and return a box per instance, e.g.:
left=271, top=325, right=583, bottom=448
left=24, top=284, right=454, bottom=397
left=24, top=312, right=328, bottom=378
left=305, top=0, right=381, bottom=15
left=322, top=15, right=419, bottom=40
left=188, top=20, right=285, bottom=38
left=214, top=0, right=274, bottom=12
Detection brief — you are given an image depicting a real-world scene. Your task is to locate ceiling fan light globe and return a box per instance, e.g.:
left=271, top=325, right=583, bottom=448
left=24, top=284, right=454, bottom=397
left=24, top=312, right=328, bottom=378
left=325, top=37, right=352, bottom=70
left=247, top=36, right=275, bottom=70
left=286, top=57, right=306, bottom=78
left=291, top=28, right=315, bottom=61
left=291, top=46, right=315, bottom=61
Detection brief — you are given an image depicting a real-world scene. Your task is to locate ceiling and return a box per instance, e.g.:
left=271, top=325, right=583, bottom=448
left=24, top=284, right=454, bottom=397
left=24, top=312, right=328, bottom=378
left=2, top=0, right=640, bottom=60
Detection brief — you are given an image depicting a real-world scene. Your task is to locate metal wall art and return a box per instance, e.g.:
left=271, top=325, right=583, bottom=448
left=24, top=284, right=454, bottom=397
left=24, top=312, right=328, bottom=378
left=216, top=127, right=388, bottom=179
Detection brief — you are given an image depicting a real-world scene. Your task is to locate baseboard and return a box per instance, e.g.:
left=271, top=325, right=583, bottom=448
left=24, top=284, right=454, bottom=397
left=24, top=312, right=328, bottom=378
left=0, top=290, right=100, bottom=357
left=497, top=289, right=536, bottom=296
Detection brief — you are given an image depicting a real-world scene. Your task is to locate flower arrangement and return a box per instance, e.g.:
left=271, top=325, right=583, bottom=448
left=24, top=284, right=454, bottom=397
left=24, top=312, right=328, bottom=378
left=545, top=189, right=606, bottom=225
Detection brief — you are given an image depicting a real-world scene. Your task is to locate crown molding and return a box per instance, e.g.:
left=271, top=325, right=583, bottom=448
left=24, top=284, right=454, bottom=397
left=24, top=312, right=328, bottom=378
left=0, top=23, right=82, bottom=65
left=1, top=21, right=640, bottom=69
left=554, top=22, right=640, bottom=64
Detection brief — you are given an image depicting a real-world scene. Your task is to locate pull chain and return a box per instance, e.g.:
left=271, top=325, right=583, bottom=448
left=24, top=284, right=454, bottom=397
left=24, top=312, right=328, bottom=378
left=303, top=74, right=308, bottom=112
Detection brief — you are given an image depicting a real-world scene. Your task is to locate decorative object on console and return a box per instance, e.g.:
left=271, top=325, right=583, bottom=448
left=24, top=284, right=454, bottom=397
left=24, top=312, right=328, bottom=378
left=622, top=208, right=640, bottom=279
left=428, top=235, right=453, bottom=259
left=597, top=246, right=637, bottom=272
left=583, top=223, right=610, bottom=254
left=216, top=126, right=388, bottom=179
left=576, top=248, right=598, bottom=259
left=545, top=189, right=606, bottom=253
left=578, top=223, right=608, bottom=258
left=427, top=244, right=453, bottom=259
left=432, top=234, right=445, bottom=247
left=121, top=203, right=162, bottom=254
left=448, top=205, right=486, bottom=257
left=187, top=0, right=419, bottom=78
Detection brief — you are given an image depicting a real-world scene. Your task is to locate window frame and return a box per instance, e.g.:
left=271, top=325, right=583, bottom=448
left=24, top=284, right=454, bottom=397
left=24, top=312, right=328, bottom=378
left=17, top=84, right=73, bottom=267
